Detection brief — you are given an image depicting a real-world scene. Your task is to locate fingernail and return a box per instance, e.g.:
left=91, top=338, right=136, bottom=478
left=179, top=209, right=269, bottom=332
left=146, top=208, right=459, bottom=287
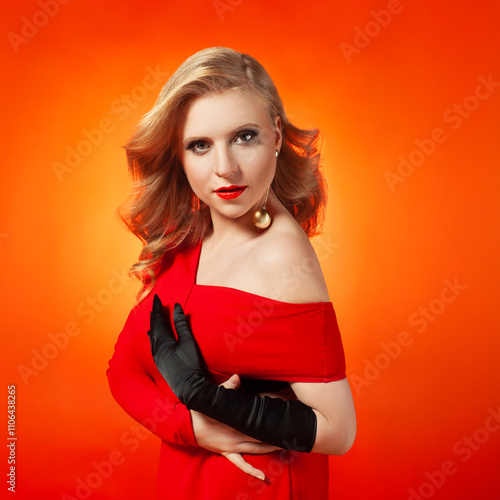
left=257, top=473, right=265, bottom=481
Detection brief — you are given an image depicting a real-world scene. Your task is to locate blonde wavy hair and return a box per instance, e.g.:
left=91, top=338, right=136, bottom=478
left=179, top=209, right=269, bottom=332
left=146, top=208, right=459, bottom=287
left=120, top=47, right=327, bottom=302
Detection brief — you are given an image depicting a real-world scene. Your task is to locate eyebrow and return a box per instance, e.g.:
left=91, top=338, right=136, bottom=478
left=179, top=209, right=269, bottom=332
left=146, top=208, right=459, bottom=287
left=182, top=123, right=262, bottom=146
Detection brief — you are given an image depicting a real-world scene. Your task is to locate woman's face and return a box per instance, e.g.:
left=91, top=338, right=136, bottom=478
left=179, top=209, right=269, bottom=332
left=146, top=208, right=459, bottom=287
left=180, top=89, right=281, bottom=224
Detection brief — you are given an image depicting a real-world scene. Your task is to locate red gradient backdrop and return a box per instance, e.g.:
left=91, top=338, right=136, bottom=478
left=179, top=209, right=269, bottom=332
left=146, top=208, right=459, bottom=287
left=2, top=1, right=499, bottom=499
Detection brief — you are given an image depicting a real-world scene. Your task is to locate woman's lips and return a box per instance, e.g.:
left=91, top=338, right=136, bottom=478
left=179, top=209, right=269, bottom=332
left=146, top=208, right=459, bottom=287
left=214, top=185, right=247, bottom=199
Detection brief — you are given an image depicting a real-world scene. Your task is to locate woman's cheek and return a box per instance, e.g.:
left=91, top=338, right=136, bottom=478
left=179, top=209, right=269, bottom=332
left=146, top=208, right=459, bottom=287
left=238, top=145, right=268, bottom=168
left=182, top=170, right=207, bottom=201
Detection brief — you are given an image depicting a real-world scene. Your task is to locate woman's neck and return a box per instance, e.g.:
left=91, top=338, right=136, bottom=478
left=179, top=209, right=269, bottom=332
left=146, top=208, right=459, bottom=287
left=207, top=190, right=278, bottom=248
left=206, top=212, right=257, bottom=249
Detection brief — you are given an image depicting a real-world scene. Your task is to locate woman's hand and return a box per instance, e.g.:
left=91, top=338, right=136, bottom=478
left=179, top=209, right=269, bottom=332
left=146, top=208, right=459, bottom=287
left=191, top=374, right=280, bottom=481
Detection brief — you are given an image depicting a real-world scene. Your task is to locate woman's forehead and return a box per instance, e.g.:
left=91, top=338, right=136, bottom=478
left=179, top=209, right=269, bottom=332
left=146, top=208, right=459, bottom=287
left=182, top=90, right=270, bottom=137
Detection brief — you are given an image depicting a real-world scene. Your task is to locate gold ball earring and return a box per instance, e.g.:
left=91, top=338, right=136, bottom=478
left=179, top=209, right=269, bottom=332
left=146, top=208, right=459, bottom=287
left=252, top=150, right=277, bottom=230
left=252, top=185, right=272, bottom=229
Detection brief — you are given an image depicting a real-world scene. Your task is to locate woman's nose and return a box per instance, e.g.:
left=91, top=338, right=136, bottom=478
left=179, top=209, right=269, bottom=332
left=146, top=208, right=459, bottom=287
left=214, top=146, right=238, bottom=177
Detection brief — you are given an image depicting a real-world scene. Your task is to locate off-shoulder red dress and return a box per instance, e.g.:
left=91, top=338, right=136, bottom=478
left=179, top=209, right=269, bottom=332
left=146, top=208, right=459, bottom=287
left=107, top=239, right=346, bottom=499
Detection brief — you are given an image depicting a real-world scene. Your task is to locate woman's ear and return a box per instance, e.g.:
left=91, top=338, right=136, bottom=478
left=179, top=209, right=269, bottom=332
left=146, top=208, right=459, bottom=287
left=274, top=115, right=282, bottom=151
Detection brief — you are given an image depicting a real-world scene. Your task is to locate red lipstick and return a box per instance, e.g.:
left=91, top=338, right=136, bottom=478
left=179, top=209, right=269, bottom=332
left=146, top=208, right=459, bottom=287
left=214, top=185, right=247, bottom=200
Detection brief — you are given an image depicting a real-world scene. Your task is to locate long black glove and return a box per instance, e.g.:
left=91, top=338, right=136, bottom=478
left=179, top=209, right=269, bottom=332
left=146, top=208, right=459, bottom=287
left=148, top=294, right=317, bottom=452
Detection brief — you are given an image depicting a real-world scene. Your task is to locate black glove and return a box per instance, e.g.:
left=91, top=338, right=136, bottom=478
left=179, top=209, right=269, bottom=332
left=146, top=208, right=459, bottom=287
left=147, top=294, right=317, bottom=452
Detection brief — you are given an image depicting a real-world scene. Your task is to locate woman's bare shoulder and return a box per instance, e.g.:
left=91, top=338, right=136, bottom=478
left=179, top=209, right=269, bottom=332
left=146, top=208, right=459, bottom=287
left=252, top=219, right=330, bottom=304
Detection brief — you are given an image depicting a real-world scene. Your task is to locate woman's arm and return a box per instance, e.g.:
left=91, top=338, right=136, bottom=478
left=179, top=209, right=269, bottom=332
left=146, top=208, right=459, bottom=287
left=260, top=233, right=357, bottom=454
left=108, top=307, right=279, bottom=480
left=290, top=379, right=356, bottom=455
left=107, top=306, right=197, bottom=447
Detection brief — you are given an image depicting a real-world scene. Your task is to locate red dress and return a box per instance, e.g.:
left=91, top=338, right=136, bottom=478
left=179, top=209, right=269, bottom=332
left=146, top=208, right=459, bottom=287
left=107, top=240, right=346, bottom=499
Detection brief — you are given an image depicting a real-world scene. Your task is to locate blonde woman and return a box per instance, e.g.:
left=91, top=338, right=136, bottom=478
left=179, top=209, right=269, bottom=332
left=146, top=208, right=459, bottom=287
left=107, top=47, right=356, bottom=499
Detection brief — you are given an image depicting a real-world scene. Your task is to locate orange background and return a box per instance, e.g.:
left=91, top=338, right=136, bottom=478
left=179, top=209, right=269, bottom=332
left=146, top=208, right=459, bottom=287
left=2, top=1, right=499, bottom=499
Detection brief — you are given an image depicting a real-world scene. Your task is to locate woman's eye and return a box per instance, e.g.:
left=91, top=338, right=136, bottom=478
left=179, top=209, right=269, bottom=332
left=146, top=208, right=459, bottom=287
left=187, top=140, right=210, bottom=154
left=235, top=130, right=257, bottom=143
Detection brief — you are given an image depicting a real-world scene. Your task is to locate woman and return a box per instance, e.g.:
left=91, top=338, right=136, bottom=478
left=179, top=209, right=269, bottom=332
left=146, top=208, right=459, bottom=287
left=107, top=47, right=356, bottom=499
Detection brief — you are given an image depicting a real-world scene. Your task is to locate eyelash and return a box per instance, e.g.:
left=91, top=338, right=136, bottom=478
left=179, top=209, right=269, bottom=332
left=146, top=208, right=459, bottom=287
left=186, top=129, right=258, bottom=155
